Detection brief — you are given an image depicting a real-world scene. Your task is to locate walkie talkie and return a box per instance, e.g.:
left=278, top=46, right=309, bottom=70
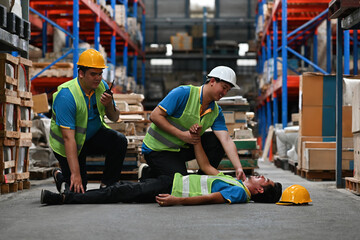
left=104, top=79, right=116, bottom=112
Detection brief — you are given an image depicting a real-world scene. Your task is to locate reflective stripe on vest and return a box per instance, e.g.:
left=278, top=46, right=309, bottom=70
left=147, top=118, right=187, bottom=148
left=49, top=129, right=82, bottom=150
left=148, top=128, right=181, bottom=149
left=180, top=175, right=241, bottom=197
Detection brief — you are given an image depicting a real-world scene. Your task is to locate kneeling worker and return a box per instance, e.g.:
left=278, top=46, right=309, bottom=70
left=50, top=49, right=128, bottom=194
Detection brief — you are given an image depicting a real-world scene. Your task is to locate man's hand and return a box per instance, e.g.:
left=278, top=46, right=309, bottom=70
left=156, top=194, right=179, bottom=206
left=179, top=131, right=201, bottom=145
left=189, top=124, right=202, bottom=135
left=70, top=173, right=85, bottom=193
left=235, top=167, right=246, bottom=181
left=100, top=92, right=114, bottom=108
left=179, top=123, right=203, bottom=145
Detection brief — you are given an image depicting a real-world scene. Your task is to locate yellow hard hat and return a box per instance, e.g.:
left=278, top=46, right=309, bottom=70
left=276, top=184, right=312, bottom=205
left=77, top=49, right=108, bottom=69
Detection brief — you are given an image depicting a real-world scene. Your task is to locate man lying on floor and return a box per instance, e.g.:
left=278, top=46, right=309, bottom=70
left=41, top=171, right=281, bottom=206
left=41, top=124, right=282, bottom=206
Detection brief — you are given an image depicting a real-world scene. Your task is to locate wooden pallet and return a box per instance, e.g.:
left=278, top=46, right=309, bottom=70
left=0, top=179, right=31, bottom=194
left=345, top=177, right=360, bottom=195
left=299, top=169, right=353, bottom=181
left=274, top=156, right=289, bottom=170
left=288, top=159, right=298, bottom=174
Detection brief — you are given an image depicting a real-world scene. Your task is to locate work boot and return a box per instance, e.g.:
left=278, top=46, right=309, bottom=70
left=52, top=168, right=70, bottom=194
left=138, top=163, right=152, bottom=182
left=41, top=190, right=64, bottom=205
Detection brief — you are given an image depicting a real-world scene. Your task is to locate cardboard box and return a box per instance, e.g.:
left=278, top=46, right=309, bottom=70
left=32, top=93, right=48, bottom=113
left=343, top=106, right=353, bottom=137
left=226, top=123, right=246, bottom=136
left=304, top=148, right=353, bottom=171
left=353, top=133, right=360, bottom=179
left=297, top=136, right=335, bottom=170
left=234, top=111, right=247, bottom=123
left=223, top=111, right=235, bottom=124
left=300, top=105, right=350, bottom=137
left=301, top=141, right=336, bottom=169
left=300, top=72, right=325, bottom=106
left=300, top=106, right=323, bottom=136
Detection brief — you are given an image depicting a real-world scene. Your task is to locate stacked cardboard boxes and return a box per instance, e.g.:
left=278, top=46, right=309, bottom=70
left=0, top=53, right=32, bottom=194
left=298, top=73, right=354, bottom=179
left=171, top=33, right=193, bottom=51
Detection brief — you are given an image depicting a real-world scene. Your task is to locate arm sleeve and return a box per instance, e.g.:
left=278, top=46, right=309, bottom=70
left=158, top=86, right=190, bottom=117
left=211, top=106, right=228, bottom=131
left=53, top=89, right=76, bottom=130
left=212, top=181, right=248, bottom=204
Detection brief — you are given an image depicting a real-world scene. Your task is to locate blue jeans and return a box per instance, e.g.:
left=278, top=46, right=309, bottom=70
left=54, top=127, right=128, bottom=190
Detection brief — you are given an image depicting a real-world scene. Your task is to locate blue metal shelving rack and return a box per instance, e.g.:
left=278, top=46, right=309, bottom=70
left=256, top=0, right=332, bottom=148
left=29, top=0, right=145, bottom=90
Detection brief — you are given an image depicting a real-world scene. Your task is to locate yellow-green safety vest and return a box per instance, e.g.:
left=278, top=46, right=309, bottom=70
left=171, top=172, right=251, bottom=202
left=143, top=85, right=219, bottom=152
left=49, top=78, right=110, bottom=157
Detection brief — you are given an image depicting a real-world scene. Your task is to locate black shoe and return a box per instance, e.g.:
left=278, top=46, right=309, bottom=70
left=52, top=168, right=63, bottom=193
left=41, top=189, right=63, bottom=205
left=138, top=163, right=152, bottom=181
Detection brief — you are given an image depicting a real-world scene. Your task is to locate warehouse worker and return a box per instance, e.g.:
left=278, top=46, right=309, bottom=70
left=141, top=66, right=246, bottom=181
left=41, top=138, right=282, bottom=205
left=50, top=49, right=128, bottom=193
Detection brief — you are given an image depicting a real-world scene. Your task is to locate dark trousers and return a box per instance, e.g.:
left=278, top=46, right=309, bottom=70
left=144, top=132, right=225, bottom=177
left=64, top=176, right=173, bottom=204
left=54, top=127, right=128, bottom=190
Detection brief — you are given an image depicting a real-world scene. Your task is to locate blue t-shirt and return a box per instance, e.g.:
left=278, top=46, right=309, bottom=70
left=142, top=85, right=227, bottom=154
left=53, top=79, right=111, bottom=140
left=211, top=179, right=249, bottom=204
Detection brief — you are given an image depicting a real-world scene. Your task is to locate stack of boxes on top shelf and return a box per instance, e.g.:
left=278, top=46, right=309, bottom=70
left=0, top=53, right=32, bottom=194
left=87, top=93, right=150, bottom=181
left=216, top=96, right=259, bottom=175
left=171, top=32, right=193, bottom=51
left=295, top=73, right=355, bottom=181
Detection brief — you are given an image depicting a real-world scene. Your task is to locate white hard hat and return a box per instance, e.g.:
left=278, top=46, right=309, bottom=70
left=207, top=66, right=240, bottom=89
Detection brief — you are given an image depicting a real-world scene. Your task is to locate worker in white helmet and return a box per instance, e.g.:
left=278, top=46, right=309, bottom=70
left=141, top=66, right=246, bottom=181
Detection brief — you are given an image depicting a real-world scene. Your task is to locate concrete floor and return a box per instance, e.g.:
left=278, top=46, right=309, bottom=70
left=0, top=161, right=359, bottom=240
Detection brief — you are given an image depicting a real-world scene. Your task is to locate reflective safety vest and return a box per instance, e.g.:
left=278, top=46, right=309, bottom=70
left=143, top=85, right=219, bottom=152
left=49, top=78, right=110, bottom=157
left=171, top=172, right=251, bottom=202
